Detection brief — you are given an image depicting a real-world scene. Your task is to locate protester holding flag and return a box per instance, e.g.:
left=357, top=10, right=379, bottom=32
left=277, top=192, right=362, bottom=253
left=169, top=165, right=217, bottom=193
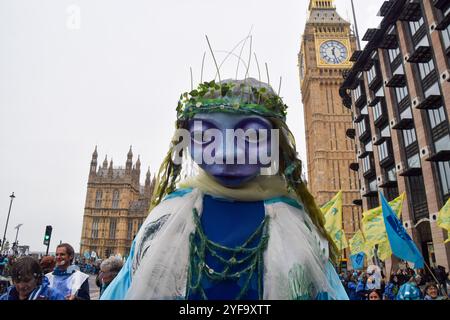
left=355, top=273, right=368, bottom=300
left=361, top=193, right=406, bottom=262
left=349, top=230, right=366, bottom=270
left=383, top=274, right=400, bottom=300
left=423, top=283, right=448, bottom=300
left=345, top=274, right=360, bottom=300
left=321, top=191, right=348, bottom=252
left=380, top=193, right=424, bottom=269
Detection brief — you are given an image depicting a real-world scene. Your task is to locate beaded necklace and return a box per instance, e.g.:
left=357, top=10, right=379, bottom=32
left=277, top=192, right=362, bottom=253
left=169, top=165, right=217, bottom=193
left=186, top=208, right=270, bottom=300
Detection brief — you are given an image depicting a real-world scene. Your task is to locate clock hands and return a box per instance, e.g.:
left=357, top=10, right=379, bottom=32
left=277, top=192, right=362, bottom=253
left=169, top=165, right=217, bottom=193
left=331, top=47, right=339, bottom=63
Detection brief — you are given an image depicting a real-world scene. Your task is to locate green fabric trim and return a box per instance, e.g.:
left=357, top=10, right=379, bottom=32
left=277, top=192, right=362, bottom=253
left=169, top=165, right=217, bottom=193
left=264, top=197, right=304, bottom=211
left=186, top=208, right=270, bottom=300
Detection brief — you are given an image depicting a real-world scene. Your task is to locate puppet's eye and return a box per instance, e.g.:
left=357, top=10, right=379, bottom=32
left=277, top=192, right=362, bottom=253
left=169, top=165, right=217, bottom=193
left=191, top=129, right=218, bottom=145
left=239, top=119, right=271, bottom=144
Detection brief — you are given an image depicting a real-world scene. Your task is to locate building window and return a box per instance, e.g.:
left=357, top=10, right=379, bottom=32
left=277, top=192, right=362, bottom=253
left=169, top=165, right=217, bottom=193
left=414, top=34, right=429, bottom=50
left=387, top=166, right=397, bottom=182
left=112, top=190, right=120, bottom=209
left=407, top=175, right=428, bottom=221
left=357, top=119, right=367, bottom=137
left=362, top=155, right=371, bottom=173
left=380, top=125, right=391, bottom=138
left=367, top=64, right=377, bottom=84
left=407, top=153, right=421, bottom=169
left=400, top=107, right=413, bottom=120
left=409, top=17, right=424, bottom=36
left=393, top=63, right=404, bottom=76
left=418, top=59, right=434, bottom=80
left=369, top=179, right=377, bottom=192
left=378, top=141, right=389, bottom=162
left=424, top=82, right=440, bottom=98
left=95, top=190, right=102, bottom=208
left=127, top=220, right=133, bottom=240
left=373, top=101, right=383, bottom=121
left=353, top=84, right=362, bottom=102
left=388, top=48, right=400, bottom=63
left=395, top=86, right=409, bottom=104
left=438, top=161, right=450, bottom=199
left=442, top=25, right=450, bottom=50
left=435, top=134, right=450, bottom=153
left=428, top=107, right=446, bottom=129
left=374, top=86, right=384, bottom=98
left=403, top=129, right=417, bottom=147
left=364, top=140, right=373, bottom=153
left=109, top=219, right=117, bottom=239
left=92, top=218, right=99, bottom=239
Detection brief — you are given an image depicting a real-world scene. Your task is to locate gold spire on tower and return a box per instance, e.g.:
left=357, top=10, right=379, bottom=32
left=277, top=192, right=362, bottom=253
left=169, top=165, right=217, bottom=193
left=309, top=0, right=335, bottom=11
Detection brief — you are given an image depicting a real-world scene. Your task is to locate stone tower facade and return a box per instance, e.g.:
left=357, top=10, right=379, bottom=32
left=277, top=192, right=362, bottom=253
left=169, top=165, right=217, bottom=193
left=80, top=146, right=155, bottom=259
left=299, top=0, right=361, bottom=258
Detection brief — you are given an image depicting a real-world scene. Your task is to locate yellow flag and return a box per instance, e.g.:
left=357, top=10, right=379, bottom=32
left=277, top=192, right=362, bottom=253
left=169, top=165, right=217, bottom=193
left=377, top=239, right=393, bottom=261
left=321, top=191, right=348, bottom=250
left=362, top=193, right=405, bottom=247
left=437, top=198, right=450, bottom=244
left=349, top=230, right=366, bottom=255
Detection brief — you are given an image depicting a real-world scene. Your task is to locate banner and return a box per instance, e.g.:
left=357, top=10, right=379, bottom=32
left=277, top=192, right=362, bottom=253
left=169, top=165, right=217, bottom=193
left=361, top=193, right=405, bottom=257
left=349, top=230, right=366, bottom=256
left=381, top=192, right=424, bottom=268
left=350, top=252, right=365, bottom=270
left=437, top=197, right=450, bottom=244
left=321, top=191, right=348, bottom=250
left=376, top=239, right=392, bottom=261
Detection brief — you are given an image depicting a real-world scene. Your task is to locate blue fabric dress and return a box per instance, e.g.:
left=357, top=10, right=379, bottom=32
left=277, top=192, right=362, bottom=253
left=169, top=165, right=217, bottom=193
left=187, top=195, right=265, bottom=300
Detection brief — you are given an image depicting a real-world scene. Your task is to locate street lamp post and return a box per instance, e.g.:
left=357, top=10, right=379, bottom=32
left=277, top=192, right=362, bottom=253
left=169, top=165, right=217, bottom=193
left=13, top=223, right=23, bottom=254
left=1, top=192, right=16, bottom=254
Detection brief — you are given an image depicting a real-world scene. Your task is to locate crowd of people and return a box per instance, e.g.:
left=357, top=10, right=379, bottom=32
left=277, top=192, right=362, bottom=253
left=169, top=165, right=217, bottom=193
left=0, top=243, right=123, bottom=300
left=1, top=243, right=449, bottom=300
left=340, top=265, right=449, bottom=300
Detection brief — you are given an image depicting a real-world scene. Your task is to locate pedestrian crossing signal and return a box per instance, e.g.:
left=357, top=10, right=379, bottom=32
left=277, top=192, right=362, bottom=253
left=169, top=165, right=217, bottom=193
left=43, top=225, right=52, bottom=246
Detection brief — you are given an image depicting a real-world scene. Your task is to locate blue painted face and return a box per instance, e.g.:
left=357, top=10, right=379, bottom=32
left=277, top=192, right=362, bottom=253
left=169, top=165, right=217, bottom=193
left=188, top=113, right=273, bottom=188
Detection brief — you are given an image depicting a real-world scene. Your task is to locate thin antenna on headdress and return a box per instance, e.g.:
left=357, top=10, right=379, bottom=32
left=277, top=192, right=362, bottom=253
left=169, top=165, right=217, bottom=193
left=200, top=52, right=206, bottom=83
left=254, top=53, right=261, bottom=83
left=244, top=36, right=253, bottom=79
left=214, top=35, right=251, bottom=81
left=235, top=27, right=253, bottom=79
left=265, top=62, right=270, bottom=86
left=278, top=76, right=282, bottom=96
left=190, top=67, right=193, bottom=91
left=216, top=51, right=248, bottom=70
left=205, top=35, right=221, bottom=84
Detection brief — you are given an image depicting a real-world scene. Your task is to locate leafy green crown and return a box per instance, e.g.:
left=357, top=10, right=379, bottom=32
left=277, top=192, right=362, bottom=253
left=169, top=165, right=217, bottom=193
left=176, top=79, right=288, bottom=121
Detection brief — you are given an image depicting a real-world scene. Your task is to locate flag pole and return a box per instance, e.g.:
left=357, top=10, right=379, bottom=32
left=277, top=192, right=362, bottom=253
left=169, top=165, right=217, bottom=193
left=423, top=261, right=445, bottom=296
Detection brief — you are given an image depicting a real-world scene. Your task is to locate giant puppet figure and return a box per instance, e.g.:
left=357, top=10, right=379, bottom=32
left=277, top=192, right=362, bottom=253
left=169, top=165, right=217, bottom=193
left=101, top=78, right=348, bottom=300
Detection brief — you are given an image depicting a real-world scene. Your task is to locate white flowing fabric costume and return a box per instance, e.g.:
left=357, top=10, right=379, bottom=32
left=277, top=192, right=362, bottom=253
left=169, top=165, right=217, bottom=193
left=101, top=187, right=348, bottom=300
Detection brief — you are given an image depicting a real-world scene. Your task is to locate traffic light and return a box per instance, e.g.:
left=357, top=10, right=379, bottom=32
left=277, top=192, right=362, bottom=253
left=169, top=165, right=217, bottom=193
left=43, top=225, right=52, bottom=246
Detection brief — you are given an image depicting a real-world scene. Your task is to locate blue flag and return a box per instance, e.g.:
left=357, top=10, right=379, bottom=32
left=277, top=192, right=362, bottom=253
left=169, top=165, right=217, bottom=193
left=350, top=252, right=365, bottom=270
left=380, top=193, right=424, bottom=268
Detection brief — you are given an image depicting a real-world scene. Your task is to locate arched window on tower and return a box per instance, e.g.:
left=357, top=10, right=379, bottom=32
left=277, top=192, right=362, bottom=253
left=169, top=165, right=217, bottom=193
left=112, top=190, right=120, bottom=209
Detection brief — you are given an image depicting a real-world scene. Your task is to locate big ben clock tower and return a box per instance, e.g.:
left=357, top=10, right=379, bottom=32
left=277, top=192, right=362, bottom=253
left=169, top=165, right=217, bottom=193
left=299, top=0, right=360, bottom=254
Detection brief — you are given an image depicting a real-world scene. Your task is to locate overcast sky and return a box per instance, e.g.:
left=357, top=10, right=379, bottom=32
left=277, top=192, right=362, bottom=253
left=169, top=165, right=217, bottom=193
left=0, top=0, right=382, bottom=254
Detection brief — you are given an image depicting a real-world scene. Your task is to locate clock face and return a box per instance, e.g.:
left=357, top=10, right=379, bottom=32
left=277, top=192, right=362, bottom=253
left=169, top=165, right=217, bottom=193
left=319, top=40, right=348, bottom=64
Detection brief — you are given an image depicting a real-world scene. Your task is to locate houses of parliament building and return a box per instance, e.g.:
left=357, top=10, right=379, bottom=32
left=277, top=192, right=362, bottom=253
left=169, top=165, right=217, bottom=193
left=79, top=146, right=155, bottom=259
